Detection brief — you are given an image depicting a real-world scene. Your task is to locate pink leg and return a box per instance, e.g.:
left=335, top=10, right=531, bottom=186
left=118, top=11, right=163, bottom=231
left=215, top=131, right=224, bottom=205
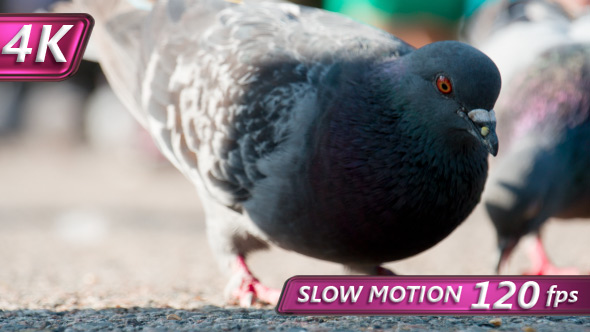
left=523, top=235, right=580, bottom=275
left=230, top=255, right=281, bottom=307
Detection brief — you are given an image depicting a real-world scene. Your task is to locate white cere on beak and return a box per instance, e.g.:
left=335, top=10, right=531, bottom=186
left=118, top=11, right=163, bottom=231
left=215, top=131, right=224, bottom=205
left=467, top=108, right=496, bottom=138
left=467, top=108, right=496, bottom=124
left=462, top=108, right=498, bottom=156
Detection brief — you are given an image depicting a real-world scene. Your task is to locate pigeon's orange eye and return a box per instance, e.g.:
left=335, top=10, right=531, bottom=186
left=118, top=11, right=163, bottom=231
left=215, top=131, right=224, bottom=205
left=436, top=75, right=452, bottom=94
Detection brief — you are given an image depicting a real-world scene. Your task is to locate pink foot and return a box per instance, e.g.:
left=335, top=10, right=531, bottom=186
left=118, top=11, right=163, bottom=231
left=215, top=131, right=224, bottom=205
left=523, top=236, right=581, bottom=275
left=229, top=256, right=281, bottom=307
left=523, top=265, right=581, bottom=275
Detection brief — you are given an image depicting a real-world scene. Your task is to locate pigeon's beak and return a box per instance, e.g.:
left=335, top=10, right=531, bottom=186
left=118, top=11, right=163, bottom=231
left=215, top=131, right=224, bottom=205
left=460, top=108, right=499, bottom=156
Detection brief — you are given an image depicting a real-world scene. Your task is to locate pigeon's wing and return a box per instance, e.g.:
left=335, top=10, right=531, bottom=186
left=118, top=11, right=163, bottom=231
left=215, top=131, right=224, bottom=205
left=497, top=43, right=590, bottom=146
left=101, top=0, right=413, bottom=210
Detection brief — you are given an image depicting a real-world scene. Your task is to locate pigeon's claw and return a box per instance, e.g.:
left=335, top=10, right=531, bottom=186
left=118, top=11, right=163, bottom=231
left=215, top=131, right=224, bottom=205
left=227, top=256, right=281, bottom=307
left=522, top=235, right=581, bottom=275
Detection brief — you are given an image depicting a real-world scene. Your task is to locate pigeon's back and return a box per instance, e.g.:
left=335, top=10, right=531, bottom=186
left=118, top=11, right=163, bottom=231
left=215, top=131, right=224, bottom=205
left=84, top=0, right=414, bottom=207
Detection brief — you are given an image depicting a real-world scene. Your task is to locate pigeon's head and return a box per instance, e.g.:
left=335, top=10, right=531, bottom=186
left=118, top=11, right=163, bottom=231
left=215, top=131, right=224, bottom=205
left=391, top=41, right=502, bottom=156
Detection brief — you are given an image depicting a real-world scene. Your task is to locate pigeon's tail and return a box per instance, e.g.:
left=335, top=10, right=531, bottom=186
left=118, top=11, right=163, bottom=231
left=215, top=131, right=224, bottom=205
left=53, top=0, right=152, bottom=128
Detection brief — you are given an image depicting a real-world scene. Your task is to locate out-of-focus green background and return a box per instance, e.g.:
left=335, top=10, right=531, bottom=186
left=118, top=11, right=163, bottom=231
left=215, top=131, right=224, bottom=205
left=291, top=0, right=493, bottom=47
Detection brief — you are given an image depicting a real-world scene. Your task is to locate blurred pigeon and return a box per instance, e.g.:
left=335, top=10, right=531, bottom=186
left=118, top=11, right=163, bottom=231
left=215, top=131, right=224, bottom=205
left=484, top=43, right=590, bottom=275
left=74, top=0, right=501, bottom=305
left=464, top=0, right=590, bottom=83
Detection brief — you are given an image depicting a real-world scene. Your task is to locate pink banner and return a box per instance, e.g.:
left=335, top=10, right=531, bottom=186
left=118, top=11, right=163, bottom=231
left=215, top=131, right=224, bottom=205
left=277, top=276, right=590, bottom=315
left=0, top=14, right=93, bottom=81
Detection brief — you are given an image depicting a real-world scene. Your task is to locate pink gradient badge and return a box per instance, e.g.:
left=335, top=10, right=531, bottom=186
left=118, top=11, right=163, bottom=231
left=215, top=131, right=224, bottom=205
left=277, top=276, right=590, bottom=315
left=0, top=14, right=93, bottom=81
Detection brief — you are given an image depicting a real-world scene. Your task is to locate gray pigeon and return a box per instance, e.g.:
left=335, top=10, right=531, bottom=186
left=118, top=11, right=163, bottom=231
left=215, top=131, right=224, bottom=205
left=78, top=0, right=501, bottom=305
left=484, top=43, right=590, bottom=275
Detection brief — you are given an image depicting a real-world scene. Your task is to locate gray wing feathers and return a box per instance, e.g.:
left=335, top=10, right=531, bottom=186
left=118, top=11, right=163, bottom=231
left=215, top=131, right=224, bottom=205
left=95, top=0, right=410, bottom=210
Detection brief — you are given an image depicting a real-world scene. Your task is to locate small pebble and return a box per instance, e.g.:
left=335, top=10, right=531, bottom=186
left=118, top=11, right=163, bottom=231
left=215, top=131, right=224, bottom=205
left=522, top=327, right=536, bottom=332
left=167, top=313, right=182, bottom=321
left=489, top=318, right=502, bottom=327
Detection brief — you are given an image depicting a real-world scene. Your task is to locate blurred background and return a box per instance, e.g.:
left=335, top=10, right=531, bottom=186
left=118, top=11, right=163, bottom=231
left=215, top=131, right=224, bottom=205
left=0, top=0, right=589, bottom=310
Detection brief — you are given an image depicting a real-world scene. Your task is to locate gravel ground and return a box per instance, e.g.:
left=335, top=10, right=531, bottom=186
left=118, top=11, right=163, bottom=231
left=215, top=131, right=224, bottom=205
left=1, top=307, right=590, bottom=331
left=1, top=141, right=589, bottom=330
